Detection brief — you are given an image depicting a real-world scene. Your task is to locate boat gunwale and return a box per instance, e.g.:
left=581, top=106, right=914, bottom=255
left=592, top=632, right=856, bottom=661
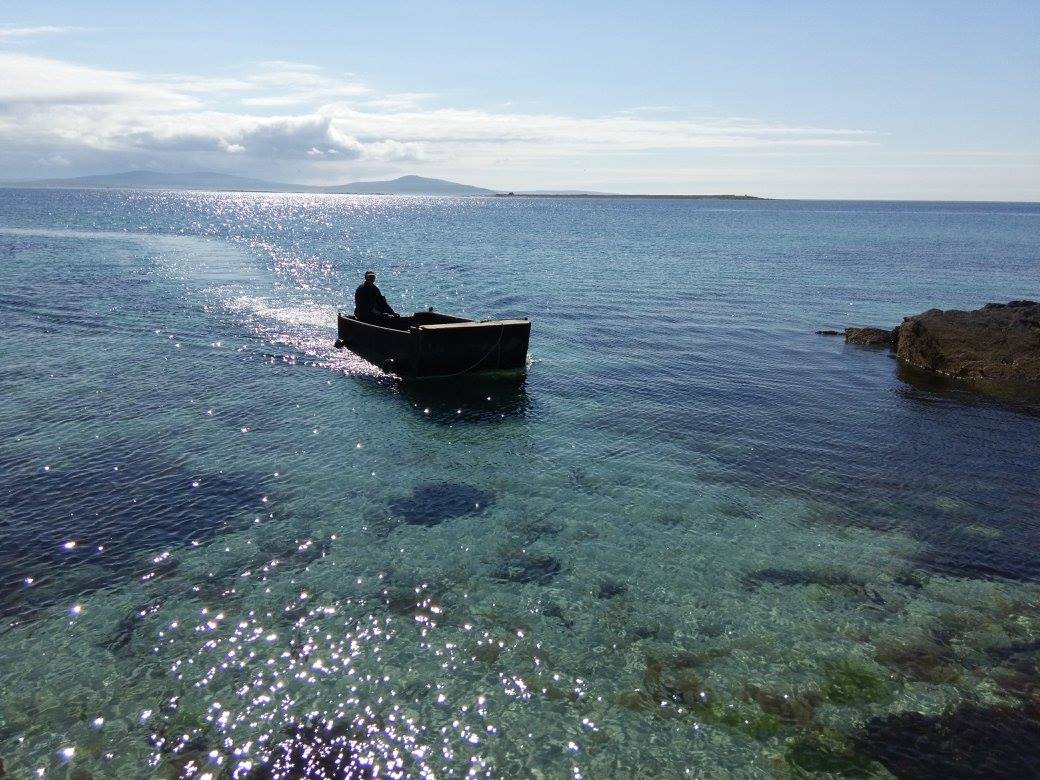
left=336, top=313, right=529, bottom=334
left=336, top=312, right=478, bottom=334
left=335, top=312, right=531, bottom=380
left=416, top=318, right=529, bottom=331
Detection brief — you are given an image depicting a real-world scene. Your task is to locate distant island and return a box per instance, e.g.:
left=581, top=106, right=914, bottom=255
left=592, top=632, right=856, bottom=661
left=495, top=192, right=765, bottom=200
left=0, top=170, right=765, bottom=199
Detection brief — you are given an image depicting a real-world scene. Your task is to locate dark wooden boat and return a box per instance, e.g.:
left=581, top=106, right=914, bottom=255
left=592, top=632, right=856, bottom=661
left=334, top=311, right=531, bottom=379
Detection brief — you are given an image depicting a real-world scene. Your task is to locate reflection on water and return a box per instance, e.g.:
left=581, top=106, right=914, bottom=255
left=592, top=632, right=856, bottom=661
left=895, top=360, right=1040, bottom=407
left=392, top=374, right=531, bottom=424
left=1, top=190, right=1039, bottom=777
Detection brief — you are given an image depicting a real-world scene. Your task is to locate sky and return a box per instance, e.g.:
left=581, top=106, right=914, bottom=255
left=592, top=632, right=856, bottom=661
left=1, top=1, right=1038, bottom=199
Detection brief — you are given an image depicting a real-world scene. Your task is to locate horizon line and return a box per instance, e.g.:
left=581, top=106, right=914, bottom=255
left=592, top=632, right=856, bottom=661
left=2, top=169, right=1038, bottom=204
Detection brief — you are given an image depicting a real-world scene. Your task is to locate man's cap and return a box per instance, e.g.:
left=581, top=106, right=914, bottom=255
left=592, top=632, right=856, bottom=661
left=364, top=269, right=376, bottom=278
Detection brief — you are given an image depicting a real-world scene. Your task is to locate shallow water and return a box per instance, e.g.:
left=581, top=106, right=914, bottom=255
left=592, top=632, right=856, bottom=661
left=1, top=189, right=1039, bottom=777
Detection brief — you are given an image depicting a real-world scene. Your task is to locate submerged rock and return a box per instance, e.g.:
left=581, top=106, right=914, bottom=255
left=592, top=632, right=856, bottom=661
left=542, top=601, right=574, bottom=629
left=245, top=719, right=373, bottom=779
left=619, top=654, right=704, bottom=713
left=109, top=599, right=167, bottom=653
left=819, top=658, right=892, bottom=704
left=387, top=483, right=493, bottom=527
left=746, top=686, right=819, bottom=728
left=597, top=579, right=628, bottom=599
left=489, top=549, right=561, bottom=584
left=873, top=639, right=960, bottom=684
left=0, top=449, right=266, bottom=622
left=844, top=326, right=898, bottom=347
left=377, top=572, right=448, bottom=621
left=987, top=638, right=1040, bottom=666
left=786, top=730, right=879, bottom=776
left=508, top=515, right=562, bottom=544
left=858, top=703, right=1040, bottom=778
left=742, top=567, right=861, bottom=590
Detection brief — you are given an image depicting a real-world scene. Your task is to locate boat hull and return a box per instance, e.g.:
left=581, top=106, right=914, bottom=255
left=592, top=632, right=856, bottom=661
left=336, top=312, right=531, bottom=379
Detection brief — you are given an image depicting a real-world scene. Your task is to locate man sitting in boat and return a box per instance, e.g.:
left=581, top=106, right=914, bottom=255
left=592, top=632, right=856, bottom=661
left=354, top=270, right=412, bottom=327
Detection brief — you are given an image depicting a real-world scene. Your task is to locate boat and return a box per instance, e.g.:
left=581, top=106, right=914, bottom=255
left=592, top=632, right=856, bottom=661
left=334, top=310, right=531, bottom=379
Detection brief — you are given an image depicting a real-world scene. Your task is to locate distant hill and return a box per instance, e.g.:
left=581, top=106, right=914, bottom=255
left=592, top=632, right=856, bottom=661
left=1, top=170, right=495, bottom=196
left=324, top=175, right=495, bottom=196
left=2, top=170, right=762, bottom=199
left=3, top=170, right=300, bottom=192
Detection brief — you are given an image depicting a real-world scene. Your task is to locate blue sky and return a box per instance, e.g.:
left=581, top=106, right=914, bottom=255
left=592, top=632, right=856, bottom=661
left=1, top=1, right=1037, bottom=198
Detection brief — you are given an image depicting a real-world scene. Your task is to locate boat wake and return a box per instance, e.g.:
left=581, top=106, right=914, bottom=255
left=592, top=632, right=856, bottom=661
left=226, top=295, right=385, bottom=377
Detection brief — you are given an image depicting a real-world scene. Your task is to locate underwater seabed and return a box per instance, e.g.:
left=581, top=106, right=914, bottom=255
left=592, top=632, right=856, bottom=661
left=2, top=452, right=1039, bottom=777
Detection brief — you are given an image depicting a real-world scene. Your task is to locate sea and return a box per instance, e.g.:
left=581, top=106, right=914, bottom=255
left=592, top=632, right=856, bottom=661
left=1, top=188, right=1039, bottom=778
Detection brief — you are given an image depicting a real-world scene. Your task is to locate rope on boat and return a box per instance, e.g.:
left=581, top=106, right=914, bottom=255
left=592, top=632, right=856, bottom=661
left=433, top=322, right=507, bottom=378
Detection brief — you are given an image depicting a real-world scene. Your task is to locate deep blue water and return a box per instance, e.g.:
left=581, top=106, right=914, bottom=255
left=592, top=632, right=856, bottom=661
left=1, top=188, right=1039, bottom=777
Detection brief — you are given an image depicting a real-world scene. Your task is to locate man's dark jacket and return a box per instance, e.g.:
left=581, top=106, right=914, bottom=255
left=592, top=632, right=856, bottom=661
left=354, top=282, right=397, bottom=321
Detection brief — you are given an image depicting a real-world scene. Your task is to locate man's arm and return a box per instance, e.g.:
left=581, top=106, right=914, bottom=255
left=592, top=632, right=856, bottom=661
left=378, top=290, right=397, bottom=316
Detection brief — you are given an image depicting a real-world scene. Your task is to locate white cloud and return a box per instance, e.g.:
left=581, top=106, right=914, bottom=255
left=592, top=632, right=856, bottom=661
left=113, top=112, right=420, bottom=160
left=311, top=106, right=874, bottom=159
left=0, top=52, right=198, bottom=109
left=0, top=25, right=85, bottom=41
left=358, top=138, right=427, bottom=161
left=38, top=152, right=71, bottom=166
left=237, top=60, right=369, bottom=106
left=0, top=51, right=876, bottom=182
left=360, top=92, right=438, bottom=111
left=138, top=61, right=371, bottom=108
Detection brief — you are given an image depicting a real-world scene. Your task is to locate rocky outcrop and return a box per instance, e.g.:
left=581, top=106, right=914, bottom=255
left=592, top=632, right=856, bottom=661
left=896, top=301, right=1040, bottom=385
left=830, top=301, right=1040, bottom=394
left=845, top=327, right=898, bottom=347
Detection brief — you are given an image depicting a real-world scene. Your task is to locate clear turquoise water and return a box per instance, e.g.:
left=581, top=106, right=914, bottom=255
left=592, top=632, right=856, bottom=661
left=1, top=189, right=1039, bottom=778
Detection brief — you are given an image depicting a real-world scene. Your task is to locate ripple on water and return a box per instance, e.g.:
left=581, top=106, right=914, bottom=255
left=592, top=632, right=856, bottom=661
left=0, top=448, right=267, bottom=622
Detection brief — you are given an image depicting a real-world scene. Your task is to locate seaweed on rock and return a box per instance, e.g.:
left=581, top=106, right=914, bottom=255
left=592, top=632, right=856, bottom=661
left=489, top=548, right=561, bottom=584
left=507, top=514, right=563, bottom=545
left=643, top=654, right=703, bottom=708
left=108, top=598, right=167, bottom=654
left=785, top=729, right=880, bottom=776
left=746, top=686, right=819, bottom=729
left=819, top=659, right=893, bottom=705
left=873, top=639, right=961, bottom=684
left=618, top=654, right=782, bottom=739
left=379, top=577, right=447, bottom=622
left=541, top=601, right=574, bottom=629
left=597, top=579, right=628, bottom=599
left=742, top=567, right=863, bottom=590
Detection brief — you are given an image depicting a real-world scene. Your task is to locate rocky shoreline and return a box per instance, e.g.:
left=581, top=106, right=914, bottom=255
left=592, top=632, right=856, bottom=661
left=826, top=301, right=1040, bottom=396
